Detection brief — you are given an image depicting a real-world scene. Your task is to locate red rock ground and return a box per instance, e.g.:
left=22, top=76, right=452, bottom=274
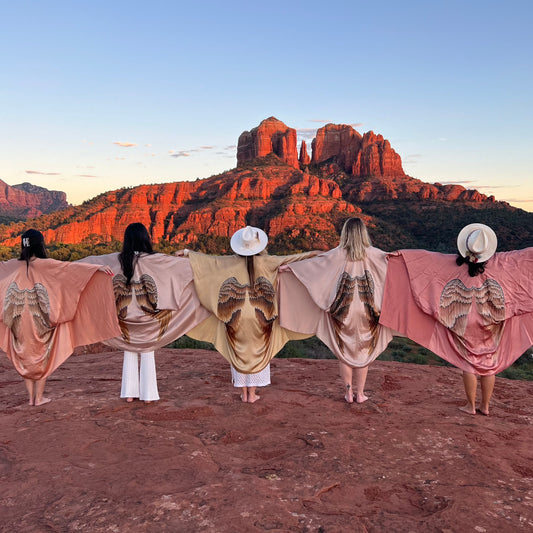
left=0, top=348, right=531, bottom=532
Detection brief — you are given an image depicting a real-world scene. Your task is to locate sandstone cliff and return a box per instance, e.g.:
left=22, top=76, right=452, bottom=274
left=0, top=179, right=68, bottom=218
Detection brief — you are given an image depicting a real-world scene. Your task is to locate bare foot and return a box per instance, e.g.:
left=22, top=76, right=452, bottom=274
left=240, top=394, right=247, bottom=403
left=478, top=407, right=490, bottom=416
left=459, top=405, right=476, bottom=415
left=34, top=397, right=51, bottom=406
left=143, top=401, right=152, bottom=404
left=247, top=394, right=260, bottom=403
left=28, top=399, right=34, bottom=406
left=356, top=393, right=369, bottom=404
left=126, top=398, right=134, bottom=403
left=344, top=393, right=353, bottom=403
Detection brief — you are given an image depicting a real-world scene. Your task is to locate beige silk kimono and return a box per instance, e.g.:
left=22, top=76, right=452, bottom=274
left=187, top=251, right=316, bottom=373
left=278, top=246, right=394, bottom=367
left=80, top=253, right=211, bottom=351
left=0, top=258, right=120, bottom=379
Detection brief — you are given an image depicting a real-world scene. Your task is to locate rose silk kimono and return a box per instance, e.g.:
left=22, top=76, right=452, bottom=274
left=278, top=246, right=394, bottom=367
left=186, top=252, right=316, bottom=374
left=380, top=248, right=533, bottom=376
left=0, top=258, right=121, bottom=380
left=80, top=253, right=211, bottom=352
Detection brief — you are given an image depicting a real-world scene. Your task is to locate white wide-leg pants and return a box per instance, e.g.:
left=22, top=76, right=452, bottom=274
left=120, top=351, right=160, bottom=401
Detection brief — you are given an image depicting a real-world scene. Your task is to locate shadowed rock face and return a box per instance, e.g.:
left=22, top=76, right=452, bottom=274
left=0, top=179, right=68, bottom=218
left=0, top=348, right=531, bottom=532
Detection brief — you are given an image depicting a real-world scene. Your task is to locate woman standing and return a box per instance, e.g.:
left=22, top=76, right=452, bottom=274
left=380, top=223, right=533, bottom=415
left=81, top=223, right=210, bottom=403
left=0, top=229, right=120, bottom=406
left=278, top=218, right=394, bottom=403
left=180, top=226, right=317, bottom=402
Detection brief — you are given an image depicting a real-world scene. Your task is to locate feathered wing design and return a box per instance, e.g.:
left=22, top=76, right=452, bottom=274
left=134, top=273, right=172, bottom=341
left=217, top=277, right=248, bottom=345
left=3, top=282, right=26, bottom=341
left=112, top=274, right=133, bottom=341
left=26, top=283, right=52, bottom=337
left=356, top=270, right=380, bottom=355
left=329, top=272, right=357, bottom=355
left=250, top=276, right=278, bottom=337
left=439, top=279, right=474, bottom=335
left=475, top=279, right=506, bottom=345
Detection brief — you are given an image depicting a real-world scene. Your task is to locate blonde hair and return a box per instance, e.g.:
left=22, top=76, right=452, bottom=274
left=339, top=218, right=371, bottom=261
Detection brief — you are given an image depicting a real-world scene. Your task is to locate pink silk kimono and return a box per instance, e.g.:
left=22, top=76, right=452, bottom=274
left=0, top=258, right=121, bottom=379
left=380, top=248, right=533, bottom=375
left=186, top=252, right=316, bottom=373
left=278, top=246, right=394, bottom=367
left=80, top=253, right=211, bottom=352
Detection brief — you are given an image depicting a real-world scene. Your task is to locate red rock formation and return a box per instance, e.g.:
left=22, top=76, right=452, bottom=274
left=237, top=117, right=299, bottom=168
left=0, top=180, right=68, bottom=218
left=311, top=123, right=363, bottom=173
left=352, top=131, right=405, bottom=178
left=311, top=125, right=405, bottom=178
left=299, top=140, right=310, bottom=166
left=0, top=118, right=523, bottom=251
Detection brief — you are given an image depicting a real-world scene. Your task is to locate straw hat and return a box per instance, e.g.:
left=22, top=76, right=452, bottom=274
left=230, top=226, right=268, bottom=256
left=457, top=223, right=497, bottom=263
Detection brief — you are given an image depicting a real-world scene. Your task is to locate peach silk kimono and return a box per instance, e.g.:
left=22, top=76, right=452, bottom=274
left=186, top=251, right=316, bottom=373
left=380, top=249, right=533, bottom=375
left=80, top=253, right=211, bottom=352
left=0, top=258, right=121, bottom=380
left=278, top=246, right=394, bottom=367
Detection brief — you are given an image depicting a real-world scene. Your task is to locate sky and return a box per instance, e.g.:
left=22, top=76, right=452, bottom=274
left=1, top=0, right=532, bottom=212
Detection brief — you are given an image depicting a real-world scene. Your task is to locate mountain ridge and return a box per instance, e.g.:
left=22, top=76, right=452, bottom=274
left=1, top=118, right=531, bottom=252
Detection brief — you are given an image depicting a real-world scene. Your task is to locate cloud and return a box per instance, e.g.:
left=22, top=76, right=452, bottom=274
left=296, top=128, right=318, bottom=140
left=504, top=197, right=533, bottom=203
left=113, top=141, right=137, bottom=147
left=309, top=119, right=334, bottom=123
left=75, top=174, right=99, bottom=178
left=475, top=184, right=521, bottom=189
left=145, top=144, right=151, bottom=147
left=200, top=146, right=213, bottom=150
left=435, top=180, right=478, bottom=185
left=25, top=170, right=60, bottom=176
left=170, top=151, right=190, bottom=158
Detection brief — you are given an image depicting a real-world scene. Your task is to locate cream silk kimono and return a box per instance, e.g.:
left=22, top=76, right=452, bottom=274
left=81, top=252, right=211, bottom=352
left=380, top=248, right=533, bottom=375
left=186, top=252, right=316, bottom=373
left=0, top=258, right=120, bottom=379
left=278, top=246, right=394, bottom=367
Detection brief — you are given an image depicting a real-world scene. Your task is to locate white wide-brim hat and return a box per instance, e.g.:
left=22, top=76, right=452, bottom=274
left=230, top=226, right=268, bottom=256
left=457, top=223, right=497, bottom=263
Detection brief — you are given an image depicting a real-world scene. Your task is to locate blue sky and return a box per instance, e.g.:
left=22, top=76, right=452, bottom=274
left=1, top=0, right=532, bottom=211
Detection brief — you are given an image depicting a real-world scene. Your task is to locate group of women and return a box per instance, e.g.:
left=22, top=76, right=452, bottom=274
left=0, top=219, right=531, bottom=415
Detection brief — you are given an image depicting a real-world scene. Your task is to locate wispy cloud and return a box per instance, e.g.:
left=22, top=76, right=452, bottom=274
left=475, top=184, right=521, bottom=190
left=25, top=170, right=60, bottom=176
left=200, top=146, right=213, bottom=150
left=113, top=141, right=137, bottom=148
left=170, top=151, right=190, bottom=158
left=504, top=197, right=533, bottom=203
left=309, top=119, right=334, bottom=123
left=144, top=144, right=151, bottom=147
left=297, top=128, right=318, bottom=140
left=76, top=174, right=99, bottom=178
left=436, top=180, right=478, bottom=185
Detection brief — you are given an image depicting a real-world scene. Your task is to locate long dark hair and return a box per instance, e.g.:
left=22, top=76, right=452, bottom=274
left=19, top=229, right=47, bottom=272
left=456, top=254, right=486, bottom=277
left=119, top=223, right=154, bottom=284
